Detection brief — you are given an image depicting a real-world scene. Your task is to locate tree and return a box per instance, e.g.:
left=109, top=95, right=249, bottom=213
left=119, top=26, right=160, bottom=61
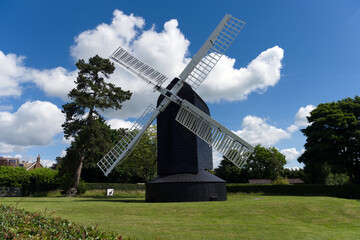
left=299, top=96, right=360, bottom=184
left=110, top=125, right=157, bottom=183
left=214, top=145, right=286, bottom=182
left=214, top=158, right=249, bottom=183
left=247, top=145, right=286, bottom=180
left=62, top=55, right=131, bottom=195
left=80, top=125, right=158, bottom=183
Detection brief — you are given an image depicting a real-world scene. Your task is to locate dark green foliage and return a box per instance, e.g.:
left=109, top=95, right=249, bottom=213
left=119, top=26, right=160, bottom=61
left=0, top=204, right=134, bottom=239
left=325, top=173, right=350, bottom=185
left=86, top=183, right=145, bottom=191
left=299, top=96, right=360, bottom=184
left=110, top=126, right=157, bottom=183
left=61, top=55, right=131, bottom=192
left=283, top=168, right=305, bottom=179
left=214, top=159, right=249, bottom=183
left=227, top=184, right=360, bottom=199
left=78, top=126, right=157, bottom=184
left=247, top=144, right=286, bottom=180
left=215, top=145, right=286, bottom=182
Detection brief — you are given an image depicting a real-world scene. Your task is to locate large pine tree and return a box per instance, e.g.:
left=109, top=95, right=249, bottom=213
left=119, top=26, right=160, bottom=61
left=62, top=55, right=131, bottom=195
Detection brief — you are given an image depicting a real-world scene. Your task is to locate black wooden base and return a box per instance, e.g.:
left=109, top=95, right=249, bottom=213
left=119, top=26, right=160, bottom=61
left=145, top=170, right=227, bottom=202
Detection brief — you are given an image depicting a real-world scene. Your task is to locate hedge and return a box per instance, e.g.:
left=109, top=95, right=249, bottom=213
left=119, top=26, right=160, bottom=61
left=0, top=166, right=59, bottom=187
left=227, top=184, right=360, bottom=199
left=86, top=183, right=145, bottom=191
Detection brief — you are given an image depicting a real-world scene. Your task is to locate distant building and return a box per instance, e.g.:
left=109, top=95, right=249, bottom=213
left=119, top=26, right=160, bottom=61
left=26, top=155, right=43, bottom=170
left=0, top=155, right=43, bottom=170
left=0, top=157, right=29, bottom=168
left=288, top=178, right=305, bottom=184
left=248, top=178, right=305, bottom=184
left=249, top=179, right=272, bottom=184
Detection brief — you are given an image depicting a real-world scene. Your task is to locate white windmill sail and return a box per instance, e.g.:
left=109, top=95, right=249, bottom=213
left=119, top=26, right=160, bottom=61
left=179, top=14, right=245, bottom=90
left=110, top=47, right=169, bottom=87
left=175, top=100, right=254, bottom=168
left=98, top=14, right=251, bottom=176
left=97, top=104, right=158, bottom=176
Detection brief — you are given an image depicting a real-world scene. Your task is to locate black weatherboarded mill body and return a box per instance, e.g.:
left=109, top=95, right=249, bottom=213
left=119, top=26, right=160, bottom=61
left=145, top=80, right=227, bottom=202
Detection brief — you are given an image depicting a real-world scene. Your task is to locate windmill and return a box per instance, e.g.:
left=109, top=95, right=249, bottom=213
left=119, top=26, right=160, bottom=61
left=97, top=14, right=254, bottom=202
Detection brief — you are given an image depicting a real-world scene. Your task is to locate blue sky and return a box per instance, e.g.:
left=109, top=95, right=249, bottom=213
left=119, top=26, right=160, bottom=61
left=0, top=0, right=359, bottom=169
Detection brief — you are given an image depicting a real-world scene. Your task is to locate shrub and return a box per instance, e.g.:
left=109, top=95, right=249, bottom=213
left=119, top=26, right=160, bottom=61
left=0, top=166, right=30, bottom=187
left=272, top=175, right=289, bottom=185
left=0, top=204, right=135, bottom=239
left=28, top=168, right=59, bottom=184
left=325, top=173, right=350, bottom=185
left=77, top=180, right=88, bottom=195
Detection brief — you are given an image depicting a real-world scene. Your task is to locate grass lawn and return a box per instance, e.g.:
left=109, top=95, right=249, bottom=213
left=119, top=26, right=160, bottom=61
left=1, top=194, right=360, bottom=240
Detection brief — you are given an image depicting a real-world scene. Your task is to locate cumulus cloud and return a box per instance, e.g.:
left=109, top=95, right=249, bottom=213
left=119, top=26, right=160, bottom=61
left=235, top=115, right=291, bottom=146
left=0, top=101, right=64, bottom=148
left=30, top=68, right=77, bottom=101
left=0, top=51, right=28, bottom=97
left=0, top=10, right=284, bottom=120
left=70, top=10, right=145, bottom=61
left=212, top=150, right=223, bottom=169
left=233, top=105, right=316, bottom=148
left=0, top=50, right=77, bottom=101
left=199, top=46, right=284, bottom=102
left=294, top=105, right=316, bottom=128
left=68, top=10, right=283, bottom=119
left=280, top=148, right=304, bottom=162
left=107, top=118, right=134, bottom=129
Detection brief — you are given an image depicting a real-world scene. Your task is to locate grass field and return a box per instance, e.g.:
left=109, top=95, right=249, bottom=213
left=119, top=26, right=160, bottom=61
left=1, top=194, right=360, bottom=240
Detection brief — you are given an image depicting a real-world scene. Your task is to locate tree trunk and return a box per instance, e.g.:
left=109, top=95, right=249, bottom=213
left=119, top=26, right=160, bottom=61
left=66, top=150, right=85, bottom=197
left=72, top=159, right=83, bottom=189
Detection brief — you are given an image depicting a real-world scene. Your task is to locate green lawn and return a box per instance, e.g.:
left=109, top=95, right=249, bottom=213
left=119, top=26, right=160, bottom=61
left=1, top=194, right=360, bottom=240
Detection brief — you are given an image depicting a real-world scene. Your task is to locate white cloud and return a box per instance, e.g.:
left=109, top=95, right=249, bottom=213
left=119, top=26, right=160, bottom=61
left=212, top=150, right=223, bottom=169
left=294, top=105, right=315, bottom=128
left=0, top=142, right=23, bottom=153
left=0, top=101, right=64, bottom=149
left=67, top=10, right=283, bottom=119
left=70, top=10, right=145, bottom=61
left=30, top=67, right=77, bottom=101
left=199, top=46, right=284, bottom=102
left=235, top=115, right=291, bottom=146
left=0, top=51, right=28, bottom=97
left=62, top=136, right=73, bottom=145
left=107, top=118, right=134, bottom=129
left=0, top=105, right=13, bottom=111
left=40, top=159, right=57, bottom=168
left=0, top=50, right=77, bottom=101
left=60, top=150, right=67, bottom=158
left=0, top=11, right=285, bottom=121
left=280, top=148, right=304, bottom=162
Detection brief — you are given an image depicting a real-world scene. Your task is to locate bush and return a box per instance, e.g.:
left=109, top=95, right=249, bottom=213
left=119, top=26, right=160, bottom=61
left=0, top=204, right=134, bottom=239
left=77, top=180, right=88, bottom=195
left=0, top=166, right=30, bottom=187
left=28, top=168, right=59, bottom=184
left=272, top=176, right=289, bottom=185
left=325, top=173, right=350, bottom=185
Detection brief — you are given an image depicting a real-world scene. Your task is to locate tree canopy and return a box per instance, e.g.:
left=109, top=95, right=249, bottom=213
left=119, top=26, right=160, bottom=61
left=299, top=96, right=360, bottom=184
left=61, top=55, right=132, bottom=194
left=215, top=144, right=287, bottom=182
